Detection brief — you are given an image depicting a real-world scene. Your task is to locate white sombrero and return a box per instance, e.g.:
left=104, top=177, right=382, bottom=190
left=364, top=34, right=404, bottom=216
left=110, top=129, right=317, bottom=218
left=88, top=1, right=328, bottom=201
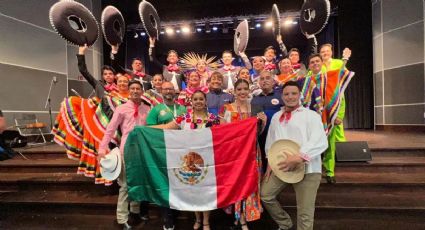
left=100, top=147, right=122, bottom=181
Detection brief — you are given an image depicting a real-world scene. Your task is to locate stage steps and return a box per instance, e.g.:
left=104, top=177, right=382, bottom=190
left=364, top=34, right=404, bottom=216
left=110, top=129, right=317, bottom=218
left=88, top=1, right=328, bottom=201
left=1, top=146, right=425, bottom=229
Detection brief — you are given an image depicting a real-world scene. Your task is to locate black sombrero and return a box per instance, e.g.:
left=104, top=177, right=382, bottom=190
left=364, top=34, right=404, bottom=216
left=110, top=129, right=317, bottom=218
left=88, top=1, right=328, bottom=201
left=271, top=4, right=281, bottom=37
left=49, top=0, right=99, bottom=46
left=300, top=0, right=331, bottom=36
left=138, top=0, right=161, bottom=39
left=101, top=6, right=125, bottom=46
left=233, top=20, right=249, bottom=54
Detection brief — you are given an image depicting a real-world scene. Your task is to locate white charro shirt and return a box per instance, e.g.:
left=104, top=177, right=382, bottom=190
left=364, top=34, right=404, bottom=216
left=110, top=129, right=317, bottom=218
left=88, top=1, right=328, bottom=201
left=265, top=106, right=328, bottom=174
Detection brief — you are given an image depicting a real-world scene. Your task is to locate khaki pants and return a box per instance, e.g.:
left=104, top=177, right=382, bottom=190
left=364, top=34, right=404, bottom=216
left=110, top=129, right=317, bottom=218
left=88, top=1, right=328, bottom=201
left=260, top=173, right=321, bottom=230
left=116, top=162, right=140, bottom=224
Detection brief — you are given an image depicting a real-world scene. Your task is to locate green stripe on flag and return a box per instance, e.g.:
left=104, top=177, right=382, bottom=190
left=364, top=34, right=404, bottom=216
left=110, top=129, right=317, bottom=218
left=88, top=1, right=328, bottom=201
left=125, top=126, right=170, bottom=207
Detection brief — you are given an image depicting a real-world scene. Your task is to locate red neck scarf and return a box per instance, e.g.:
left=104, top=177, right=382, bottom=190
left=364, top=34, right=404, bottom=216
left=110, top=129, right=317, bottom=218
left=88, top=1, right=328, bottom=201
left=265, top=63, right=276, bottom=71
left=134, top=71, right=145, bottom=78
left=167, top=64, right=179, bottom=72
left=223, top=65, right=235, bottom=71
left=133, top=102, right=140, bottom=118
left=104, top=83, right=118, bottom=92
left=279, top=106, right=300, bottom=124
left=292, top=63, right=301, bottom=69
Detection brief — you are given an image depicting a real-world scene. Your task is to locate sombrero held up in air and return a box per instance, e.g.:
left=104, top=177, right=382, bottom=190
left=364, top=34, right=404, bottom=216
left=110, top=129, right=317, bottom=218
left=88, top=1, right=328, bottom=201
left=49, top=0, right=99, bottom=46
left=101, top=5, right=125, bottom=46
left=233, top=19, right=249, bottom=55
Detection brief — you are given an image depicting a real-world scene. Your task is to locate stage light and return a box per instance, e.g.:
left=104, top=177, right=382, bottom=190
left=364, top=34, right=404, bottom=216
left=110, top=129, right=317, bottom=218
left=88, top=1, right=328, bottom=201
left=160, top=30, right=165, bottom=35
left=196, top=28, right=202, bottom=32
left=212, top=26, right=218, bottom=31
left=181, top=26, right=190, bottom=34
left=284, top=19, right=295, bottom=26
left=255, top=23, right=261, bottom=28
left=265, top=20, right=273, bottom=28
left=140, top=32, right=146, bottom=36
left=176, top=29, right=181, bottom=33
left=165, top=27, right=174, bottom=35
left=134, top=32, right=138, bottom=38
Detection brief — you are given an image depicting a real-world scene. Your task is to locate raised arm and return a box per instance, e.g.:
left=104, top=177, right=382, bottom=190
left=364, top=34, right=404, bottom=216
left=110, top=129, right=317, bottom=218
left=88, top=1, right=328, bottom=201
left=77, top=45, right=101, bottom=90
left=149, top=37, right=165, bottom=69
left=276, top=34, right=288, bottom=57
left=239, top=52, right=252, bottom=69
left=110, top=45, right=130, bottom=75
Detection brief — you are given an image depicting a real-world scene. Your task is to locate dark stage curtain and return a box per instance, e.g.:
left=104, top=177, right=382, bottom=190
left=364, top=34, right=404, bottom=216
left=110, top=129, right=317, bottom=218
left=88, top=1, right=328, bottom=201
left=338, top=0, right=374, bottom=129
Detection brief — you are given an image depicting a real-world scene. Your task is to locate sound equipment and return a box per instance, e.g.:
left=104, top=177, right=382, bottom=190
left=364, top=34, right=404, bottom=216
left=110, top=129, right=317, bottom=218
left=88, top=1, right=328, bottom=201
left=1, top=130, right=28, bottom=148
left=336, top=141, right=372, bottom=162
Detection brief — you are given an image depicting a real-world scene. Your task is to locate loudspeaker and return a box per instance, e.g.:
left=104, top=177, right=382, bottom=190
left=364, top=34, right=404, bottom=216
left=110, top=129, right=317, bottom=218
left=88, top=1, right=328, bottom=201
left=336, top=141, right=372, bottom=162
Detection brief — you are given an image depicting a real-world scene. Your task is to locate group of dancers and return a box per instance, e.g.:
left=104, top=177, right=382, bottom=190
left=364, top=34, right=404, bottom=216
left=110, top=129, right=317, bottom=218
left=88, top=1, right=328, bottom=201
left=52, top=31, right=353, bottom=230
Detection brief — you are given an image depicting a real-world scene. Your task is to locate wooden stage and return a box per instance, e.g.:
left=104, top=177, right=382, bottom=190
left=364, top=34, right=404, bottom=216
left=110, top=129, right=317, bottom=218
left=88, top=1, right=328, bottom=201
left=0, top=130, right=424, bottom=230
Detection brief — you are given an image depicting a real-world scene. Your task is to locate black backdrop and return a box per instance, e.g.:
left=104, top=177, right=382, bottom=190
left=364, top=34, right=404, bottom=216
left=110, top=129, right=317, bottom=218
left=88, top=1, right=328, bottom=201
left=102, top=0, right=373, bottom=129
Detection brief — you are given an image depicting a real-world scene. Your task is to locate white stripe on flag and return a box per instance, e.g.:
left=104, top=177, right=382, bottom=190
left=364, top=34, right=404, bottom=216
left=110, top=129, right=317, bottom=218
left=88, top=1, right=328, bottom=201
left=164, top=128, right=217, bottom=211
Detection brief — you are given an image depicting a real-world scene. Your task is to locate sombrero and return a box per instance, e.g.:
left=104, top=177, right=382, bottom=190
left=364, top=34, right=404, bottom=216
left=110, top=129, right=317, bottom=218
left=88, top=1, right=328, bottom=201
left=233, top=20, right=249, bottom=54
left=100, top=147, right=122, bottom=181
left=101, top=6, right=125, bottom=46
left=49, top=0, right=99, bottom=46
left=300, top=0, right=331, bottom=36
left=138, top=0, right=161, bottom=39
left=268, top=139, right=305, bottom=183
left=271, top=4, right=281, bottom=37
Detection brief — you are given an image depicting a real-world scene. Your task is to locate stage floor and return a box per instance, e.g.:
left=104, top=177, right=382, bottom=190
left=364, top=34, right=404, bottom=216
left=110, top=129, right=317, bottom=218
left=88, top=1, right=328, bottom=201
left=16, top=130, right=425, bottom=153
left=345, top=130, right=425, bottom=149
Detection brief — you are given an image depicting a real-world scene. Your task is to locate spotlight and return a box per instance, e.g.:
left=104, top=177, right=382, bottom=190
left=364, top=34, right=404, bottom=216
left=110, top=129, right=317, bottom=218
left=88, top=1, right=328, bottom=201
left=255, top=23, right=261, bottom=28
left=160, top=30, right=165, bottom=35
left=176, top=29, right=181, bottom=33
left=165, top=27, right=174, bottom=35
left=196, top=27, right=202, bottom=32
left=265, top=20, right=273, bottom=27
left=181, top=26, right=190, bottom=34
left=284, top=19, right=295, bottom=26
left=212, top=26, right=218, bottom=31
left=134, top=32, right=138, bottom=38
left=140, top=32, right=146, bottom=36
left=292, top=20, right=298, bottom=25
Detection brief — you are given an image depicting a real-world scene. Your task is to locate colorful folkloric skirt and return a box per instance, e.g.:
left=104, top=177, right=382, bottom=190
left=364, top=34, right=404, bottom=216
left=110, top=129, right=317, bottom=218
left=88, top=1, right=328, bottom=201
left=52, top=96, right=126, bottom=185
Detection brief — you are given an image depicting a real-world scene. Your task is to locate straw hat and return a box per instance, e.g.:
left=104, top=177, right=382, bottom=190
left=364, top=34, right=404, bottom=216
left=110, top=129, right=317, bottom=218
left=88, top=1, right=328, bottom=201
left=268, top=139, right=305, bottom=183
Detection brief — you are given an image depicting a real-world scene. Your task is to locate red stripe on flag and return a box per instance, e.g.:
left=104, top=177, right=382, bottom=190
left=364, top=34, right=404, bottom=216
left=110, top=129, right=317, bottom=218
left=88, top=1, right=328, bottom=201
left=211, top=117, right=259, bottom=208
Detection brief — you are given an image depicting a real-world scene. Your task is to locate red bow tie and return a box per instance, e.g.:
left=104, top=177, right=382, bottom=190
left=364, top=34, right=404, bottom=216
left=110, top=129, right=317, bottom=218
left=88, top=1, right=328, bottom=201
left=292, top=63, right=301, bottom=69
left=134, top=71, right=146, bottom=78
left=223, top=65, right=235, bottom=71
left=265, top=63, right=276, bottom=71
left=104, top=83, right=118, bottom=92
left=167, top=64, right=180, bottom=72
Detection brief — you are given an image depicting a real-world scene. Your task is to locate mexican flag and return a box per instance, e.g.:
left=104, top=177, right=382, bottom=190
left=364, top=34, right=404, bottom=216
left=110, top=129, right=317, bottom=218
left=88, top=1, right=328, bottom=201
left=124, top=118, right=259, bottom=211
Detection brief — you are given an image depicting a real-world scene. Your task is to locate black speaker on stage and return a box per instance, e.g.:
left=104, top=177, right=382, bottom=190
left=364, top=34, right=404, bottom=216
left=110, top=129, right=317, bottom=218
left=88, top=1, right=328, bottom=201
left=336, top=141, right=372, bottom=162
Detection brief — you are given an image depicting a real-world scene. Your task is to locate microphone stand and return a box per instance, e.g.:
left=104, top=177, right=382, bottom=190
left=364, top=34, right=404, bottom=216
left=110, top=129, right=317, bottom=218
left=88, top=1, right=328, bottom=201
left=44, top=77, right=56, bottom=131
